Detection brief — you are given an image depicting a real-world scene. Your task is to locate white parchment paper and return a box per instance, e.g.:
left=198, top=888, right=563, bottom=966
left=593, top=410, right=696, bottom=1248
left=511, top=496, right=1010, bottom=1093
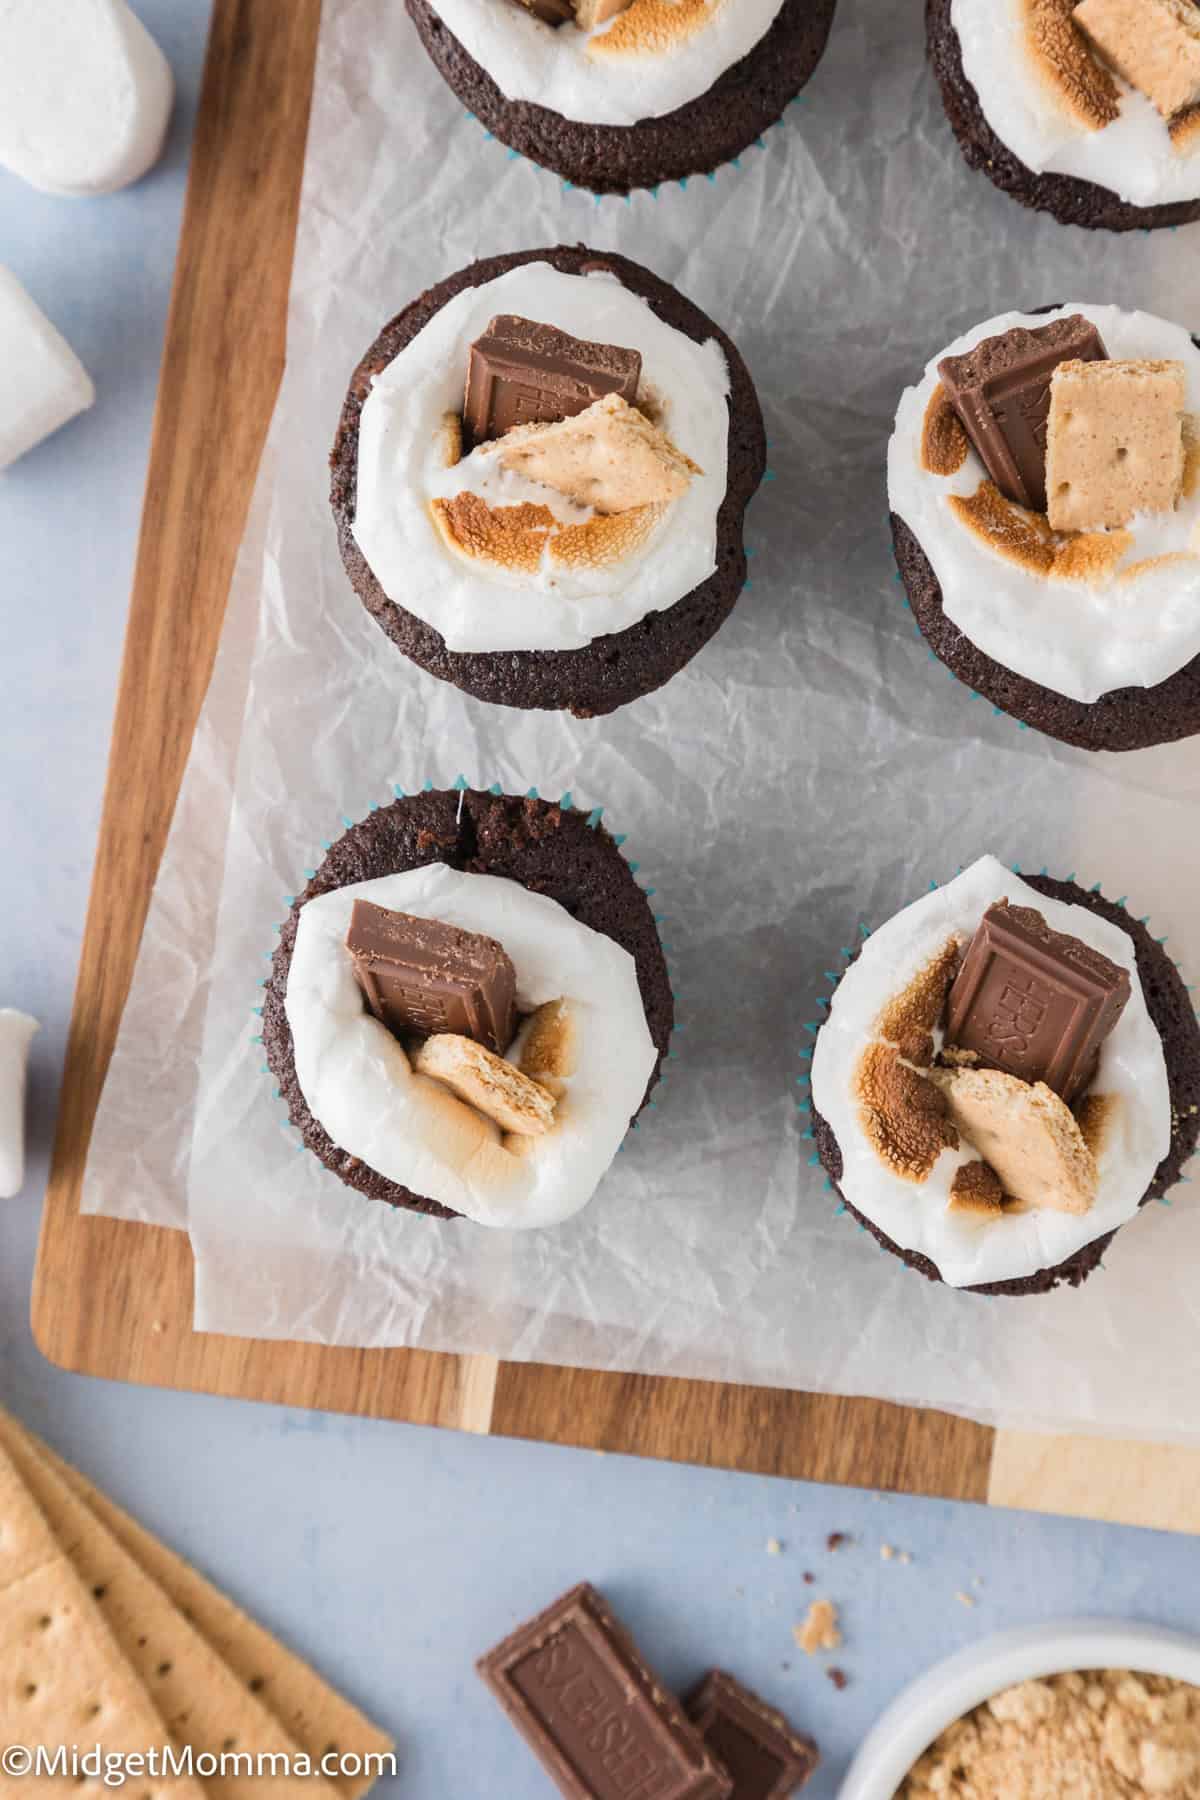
left=83, top=0, right=1200, bottom=1438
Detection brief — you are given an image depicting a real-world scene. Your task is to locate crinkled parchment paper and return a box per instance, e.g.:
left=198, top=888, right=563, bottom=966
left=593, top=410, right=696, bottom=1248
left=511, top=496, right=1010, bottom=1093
left=83, top=0, right=1200, bottom=1437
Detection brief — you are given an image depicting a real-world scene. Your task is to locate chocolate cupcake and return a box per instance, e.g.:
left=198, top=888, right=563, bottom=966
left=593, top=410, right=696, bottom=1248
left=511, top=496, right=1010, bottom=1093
left=810, top=857, right=1200, bottom=1297
left=263, top=786, right=673, bottom=1228
left=331, top=245, right=764, bottom=718
left=928, top=0, right=1200, bottom=231
left=406, top=0, right=838, bottom=195
left=889, top=303, right=1200, bottom=752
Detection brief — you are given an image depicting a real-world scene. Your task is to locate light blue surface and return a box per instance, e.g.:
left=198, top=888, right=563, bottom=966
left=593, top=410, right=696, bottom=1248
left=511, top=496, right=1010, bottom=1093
left=1, top=7, right=1199, bottom=1798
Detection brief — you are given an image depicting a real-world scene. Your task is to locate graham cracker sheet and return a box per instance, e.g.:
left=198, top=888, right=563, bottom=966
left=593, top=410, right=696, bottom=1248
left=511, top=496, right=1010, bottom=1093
left=0, top=1441, right=205, bottom=1800
left=79, top=0, right=1200, bottom=1440
left=0, top=1410, right=393, bottom=1800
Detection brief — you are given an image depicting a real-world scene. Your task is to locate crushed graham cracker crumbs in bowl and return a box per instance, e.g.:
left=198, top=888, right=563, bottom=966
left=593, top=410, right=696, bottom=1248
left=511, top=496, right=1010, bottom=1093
left=839, top=1621, right=1200, bottom=1800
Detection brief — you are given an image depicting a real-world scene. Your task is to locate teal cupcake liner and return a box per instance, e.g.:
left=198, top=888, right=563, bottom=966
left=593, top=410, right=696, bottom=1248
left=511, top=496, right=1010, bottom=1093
left=254, top=774, right=678, bottom=1154
left=464, top=94, right=808, bottom=200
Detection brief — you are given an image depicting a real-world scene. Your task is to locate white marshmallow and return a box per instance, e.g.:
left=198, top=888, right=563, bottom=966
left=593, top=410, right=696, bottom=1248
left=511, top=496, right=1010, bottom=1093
left=0, top=0, right=174, bottom=196
left=0, top=268, right=96, bottom=471
left=0, top=1010, right=39, bottom=1199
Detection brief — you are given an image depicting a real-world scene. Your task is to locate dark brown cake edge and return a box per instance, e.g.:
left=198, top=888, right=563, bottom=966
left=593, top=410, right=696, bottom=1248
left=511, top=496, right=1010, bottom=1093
left=892, top=513, right=1200, bottom=754
left=262, top=787, right=674, bottom=1221
left=926, top=0, right=1200, bottom=233
left=330, top=244, right=766, bottom=718
left=405, top=0, right=839, bottom=196
left=809, top=874, right=1200, bottom=1297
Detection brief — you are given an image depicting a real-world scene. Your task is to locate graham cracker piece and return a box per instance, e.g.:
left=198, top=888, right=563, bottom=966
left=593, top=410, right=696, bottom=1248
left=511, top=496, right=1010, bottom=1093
left=437, top=411, right=462, bottom=469
left=491, top=393, right=699, bottom=515
left=875, top=936, right=962, bottom=1066
left=794, top=1600, right=841, bottom=1656
left=854, top=1042, right=958, bottom=1184
left=0, top=1413, right=353, bottom=1800
left=414, top=1032, right=557, bottom=1135
left=430, top=493, right=554, bottom=574
left=949, top=481, right=1132, bottom=582
left=1024, top=0, right=1120, bottom=131
left=1074, top=0, right=1200, bottom=118
left=1183, top=412, right=1200, bottom=498
left=0, top=1442, right=205, bottom=1800
left=930, top=1066, right=1098, bottom=1214
left=573, top=0, right=631, bottom=28
left=13, top=1415, right=393, bottom=1800
left=1046, top=358, right=1187, bottom=532
left=921, top=384, right=969, bottom=477
left=515, top=997, right=578, bottom=1098
left=589, top=0, right=714, bottom=58
left=948, top=1160, right=1006, bottom=1217
left=1170, top=104, right=1200, bottom=152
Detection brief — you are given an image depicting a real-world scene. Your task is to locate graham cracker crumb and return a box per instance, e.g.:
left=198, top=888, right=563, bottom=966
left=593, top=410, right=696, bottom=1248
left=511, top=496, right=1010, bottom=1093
left=949, top=481, right=1132, bottom=584
left=1024, top=0, right=1120, bottom=130
left=956, top=1590, right=977, bottom=1609
left=921, top=384, right=969, bottom=477
left=1046, top=358, right=1187, bottom=532
left=766, top=1538, right=783, bottom=1556
left=948, top=1159, right=1006, bottom=1216
left=899, top=1551, right=913, bottom=1566
left=899, top=1669, right=1200, bottom=1798
left=438, top=411, right=462, bottom=469
left=826, top=1532, right=849, bottom=1552
left=875, top=937, right=962, bottom=1059
left=828, top=1668, right=849, bottom=1691
left=880, top=1543, right=895, bottom=1561
left=855, top=1042, right=959, bottom=1184
left=931, top=1065, right=1098, bottom=1215
left=1074, top=0, right=1200, bottom=119
left=794, top=1600, right=842, bottom=1656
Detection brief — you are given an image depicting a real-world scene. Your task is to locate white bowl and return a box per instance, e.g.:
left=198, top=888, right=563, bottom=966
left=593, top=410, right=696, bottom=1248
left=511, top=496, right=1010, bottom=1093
left=839, top=1618, right=1200, bottom=1800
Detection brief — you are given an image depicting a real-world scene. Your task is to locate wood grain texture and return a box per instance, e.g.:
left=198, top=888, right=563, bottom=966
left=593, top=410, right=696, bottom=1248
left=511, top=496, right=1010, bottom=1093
left=989, top=1432, right=1200, bottom=1533
left=30, top=0, right=1199, bottom=1532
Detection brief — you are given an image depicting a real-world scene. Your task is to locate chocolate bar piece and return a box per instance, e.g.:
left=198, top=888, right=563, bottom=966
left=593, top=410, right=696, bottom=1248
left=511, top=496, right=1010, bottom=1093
left=464, top=314, right=642, bottom=448
left=944, top=901, right=1130, bottom=1103
left=477, top=1583, right=733, bottom=1800
left=344, top=900, right=516, bottom=1055
left=511, top=0, right=575, bottom=24
left=937, top=315, right=1108, bottom=512
left=686, top=1672, right=818, bottom=1800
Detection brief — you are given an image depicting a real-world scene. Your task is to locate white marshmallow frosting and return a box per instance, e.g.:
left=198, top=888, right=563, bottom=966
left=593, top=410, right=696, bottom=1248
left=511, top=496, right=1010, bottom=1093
left=353, top=262, right=730, bottom=654
left=951, top=0, right=1200, bottom=210
left=888, top=304, right=1200, bottom=706
left=286, top=864, right=657, bottom=1229
left=811, top=856, right=1171, bottom=1290
left=428, top=0, right=785, bottom=129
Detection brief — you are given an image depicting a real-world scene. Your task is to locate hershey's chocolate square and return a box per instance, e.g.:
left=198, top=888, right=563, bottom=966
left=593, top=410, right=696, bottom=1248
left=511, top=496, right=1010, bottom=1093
left=945, top=900, right=1130, bottom=1103
left=344, top=900, right=516, bottom=1054
left=511, top=0, right=575, bottom=23
left=478, top=1584, right=732, bottom=1800
left=937, top=315, right=1108, bottom=512
left=464, top=314, right=642, bottom=447
left=686, top=1671, right=818, bottom=1799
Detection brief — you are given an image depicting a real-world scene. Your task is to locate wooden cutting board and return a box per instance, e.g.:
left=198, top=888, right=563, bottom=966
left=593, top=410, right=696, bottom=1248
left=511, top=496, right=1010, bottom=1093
left=31, top=0, right=1200, bottom=1536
